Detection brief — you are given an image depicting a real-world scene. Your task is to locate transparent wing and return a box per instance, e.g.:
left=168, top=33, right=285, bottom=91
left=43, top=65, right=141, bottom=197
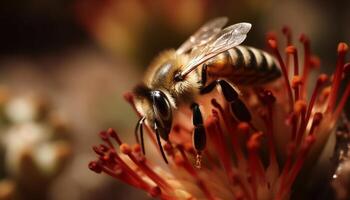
left=176, top=17, right=228, bottom=55
left=180, top=22, right=252, bottom=77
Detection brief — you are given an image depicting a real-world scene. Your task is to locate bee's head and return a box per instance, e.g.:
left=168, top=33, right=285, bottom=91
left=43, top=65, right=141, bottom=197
left=133, top=85, right=173, bottom=141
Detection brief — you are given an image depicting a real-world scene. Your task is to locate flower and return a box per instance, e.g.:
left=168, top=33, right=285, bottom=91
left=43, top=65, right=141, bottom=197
left=89, top=28, right=350, bottom=200
left=0, top=91, right=72, bottom=199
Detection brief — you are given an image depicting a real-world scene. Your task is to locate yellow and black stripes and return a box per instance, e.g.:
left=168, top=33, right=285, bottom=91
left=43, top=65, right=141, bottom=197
left=224, top=45, right=281, bottom=84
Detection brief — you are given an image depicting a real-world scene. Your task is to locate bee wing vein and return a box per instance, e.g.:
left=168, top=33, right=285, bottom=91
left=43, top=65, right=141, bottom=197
left=180, top=22, right=252, bottom=77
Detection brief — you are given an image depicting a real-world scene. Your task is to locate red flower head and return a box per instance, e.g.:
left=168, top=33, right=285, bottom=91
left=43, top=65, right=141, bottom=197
left=89, top=27, right=350, bottom=200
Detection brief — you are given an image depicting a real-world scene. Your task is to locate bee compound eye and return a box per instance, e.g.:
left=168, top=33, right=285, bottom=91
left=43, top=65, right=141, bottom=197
left=152, top=90, right=172, bottom=121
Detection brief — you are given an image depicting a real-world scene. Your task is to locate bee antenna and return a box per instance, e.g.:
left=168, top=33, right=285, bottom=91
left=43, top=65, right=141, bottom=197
left=135, top=117, right=147, bottom=155
left=134, top=118, right=142, bottom=144
left=154, top=122, right=169, bottom=164
left=140, top=117, right=146, bottom=155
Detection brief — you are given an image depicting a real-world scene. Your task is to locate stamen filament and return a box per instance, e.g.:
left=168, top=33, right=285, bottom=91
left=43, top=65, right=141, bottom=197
left=268, top=39, right=294, bottom=111
left=327, top=43, right=348, bottom=112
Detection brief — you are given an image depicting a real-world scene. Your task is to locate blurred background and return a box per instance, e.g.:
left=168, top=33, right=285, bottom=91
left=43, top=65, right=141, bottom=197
left=0, top=0, right=349, bottom=199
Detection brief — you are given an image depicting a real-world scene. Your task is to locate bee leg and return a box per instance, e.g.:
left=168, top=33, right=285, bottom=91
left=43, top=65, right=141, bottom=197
left=154, top=122, right=169, bottom=164
left=200, top=79, right=252, bottom=122
left=201, top=64, right=208, bottom=87
left=191, top=103, right=206, bottom=168
left=199, top=79, right=218, bottom=94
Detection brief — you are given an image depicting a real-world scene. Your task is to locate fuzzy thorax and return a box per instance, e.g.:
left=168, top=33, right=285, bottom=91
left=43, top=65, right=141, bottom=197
left=143, top=49, right=201, bottom=106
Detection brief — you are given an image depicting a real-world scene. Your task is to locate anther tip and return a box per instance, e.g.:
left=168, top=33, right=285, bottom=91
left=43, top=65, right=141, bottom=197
left=107, top=128, right=116, bottom=136
left=238, top=122, right=250, bottom=134
left=99, top=131, right=108, bottom=140
left=266, top=31, right=277, bottom=41
left=318, top=74, right=329, bottom=84
left=88, top=161, right=102, bottom=173
left=285, top=46, right=296, bottom=54
left=338, top=42, right=348, bottom=53
left=299, top=34, right=309, bottom=43
left=120, top=143, right=131, bottom=154
left=133, top=144, right=141, bottom=153
left=123, top=92, right=134, bottom=102
left=310, top=56, right=321, bottom=68
left=268, top=39, right=277, bottom=49
left=294, top=100, right=307, bottom=114
left=292, top=76, right=303, bottom=88
left=247, top=132, right=263, bottom=150
left=282, top=26, right=291, bottom=34
left=149, top=186, right=162, bottom=197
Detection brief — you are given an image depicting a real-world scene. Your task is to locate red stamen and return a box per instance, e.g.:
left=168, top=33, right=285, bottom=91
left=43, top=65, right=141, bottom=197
left=288, top=112, right=297, bottom=140
left=211, top=99, right=244, bottom=163
left=296, top=74, right=328, bottom=145
left=99, top=131, right=114, bottom=148
left=176, top=146, right=216, bottom=200
left=268, top=39, right=294, bottom=111
left=285, top=135, right=316, bottom=191
left=286, top=45, right=301, bottom=101
left=238, top=122, right=250, bottom=136
left=206, top=112, right=253, bottom=200
left=92, top=145, right=105, bottom=156
left=277, top=142, right=296, bottom=199
left=282, top=26, right=292, bottom=46
left=99, top=144, right=109, bottom=152
left=299, top=34, right=311, bottom=100
left=327, top=43, right=348, bottom=112
left=257, top=89, right=278, bottom=166
left=108, top=149, right=156, bottom=193
left=310, top=56, right=321, bottom=69
left=266, top=32, right=277, bottom=49
left=89, top=161, right=102, bottom=173
left=286, top=46, right=299, bottom=75
left=149, top=187, right=162, bottom=198
left=120, top=143, right=172, bottom=192
left=334, top=82, right=350, bottom=119
left=206, top=110, right=234, bottom=177
left=292, top=76, right=302, bottom=101
left=291, top=100, right=306, bottom=140
left=94, top=132, right=152, bottom=192
left=101, top=163, right=142, bottom=188
left=107, top=128, right=122, bottom=145
left=283, top=27, right=292, bottom=71
left=246, top=132, right=266, bottom=200
left=123, top=92, right=140, bottom=115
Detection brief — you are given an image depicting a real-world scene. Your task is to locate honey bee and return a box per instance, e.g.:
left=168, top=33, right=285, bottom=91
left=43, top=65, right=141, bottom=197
left=133, top=17, right=281, bottom=163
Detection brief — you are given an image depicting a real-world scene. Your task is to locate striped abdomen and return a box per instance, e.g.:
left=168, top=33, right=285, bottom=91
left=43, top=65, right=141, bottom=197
left=205, top=45, right=281, bottom=85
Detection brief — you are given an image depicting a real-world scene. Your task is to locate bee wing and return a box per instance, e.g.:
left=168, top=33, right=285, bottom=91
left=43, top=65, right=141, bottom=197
left=180, top=22, right=252, bottom=77
left=176, top=17, right=228, bottom=55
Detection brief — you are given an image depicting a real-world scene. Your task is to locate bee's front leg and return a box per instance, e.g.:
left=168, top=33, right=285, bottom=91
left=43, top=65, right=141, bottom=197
left=200, top=79, right=252, bottom=122
left=191, top=103, right=206, bottom=168
left=200, top=64, right=208, bottom=87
